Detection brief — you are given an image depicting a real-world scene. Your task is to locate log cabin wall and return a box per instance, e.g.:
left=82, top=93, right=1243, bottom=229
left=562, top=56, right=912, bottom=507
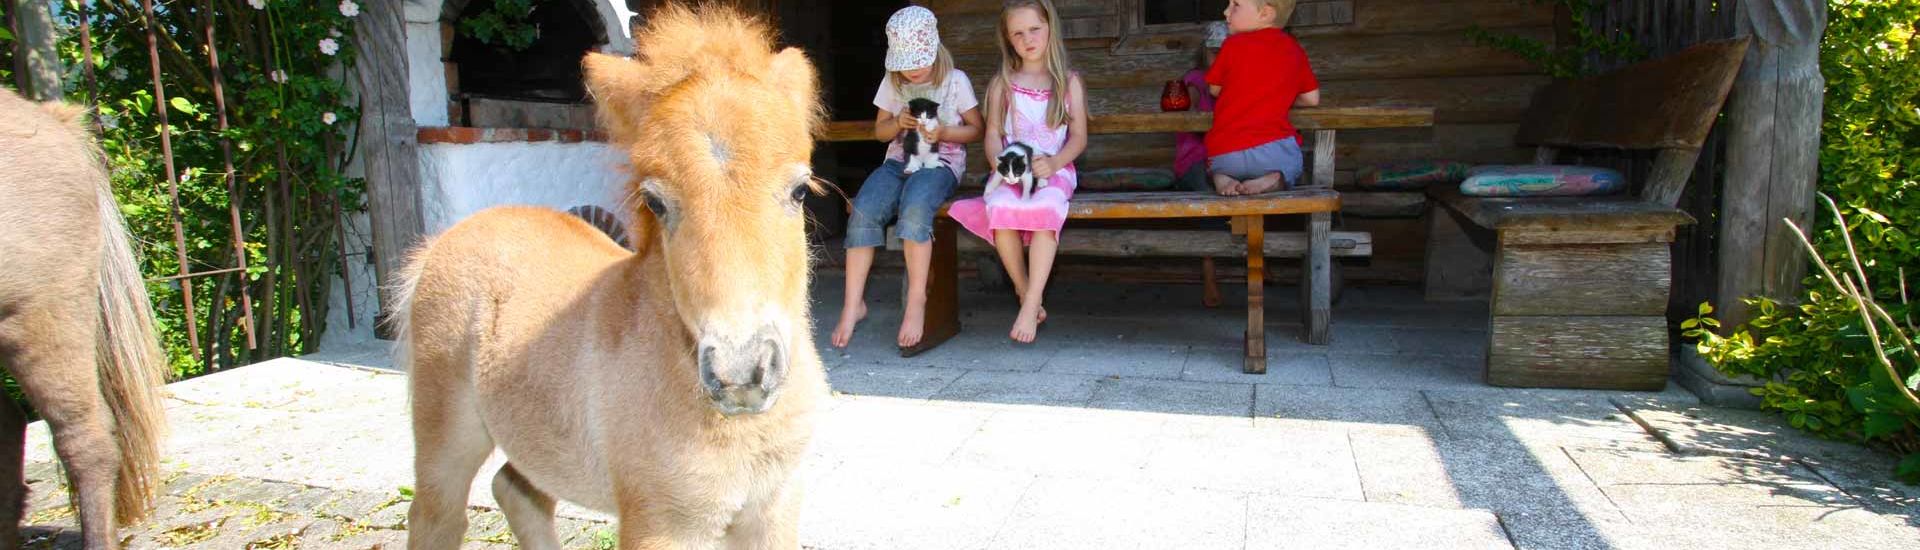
left=907, top=0, right=1557, bottom=282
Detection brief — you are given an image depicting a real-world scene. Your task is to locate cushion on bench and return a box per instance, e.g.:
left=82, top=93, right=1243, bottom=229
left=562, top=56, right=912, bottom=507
left=1459, top=165, right=1626, bottom=197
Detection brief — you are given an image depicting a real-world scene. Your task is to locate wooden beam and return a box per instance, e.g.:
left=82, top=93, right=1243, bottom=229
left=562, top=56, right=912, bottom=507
left=888, top=229, right=1373, bottom=258
left=1717, top=0, right=1827, bottom=329
left=819, top=106, right=1436, bottom=142
left=1063, top=189, right=1341, bottom=219
left=354, top=0, right=426, bottom=335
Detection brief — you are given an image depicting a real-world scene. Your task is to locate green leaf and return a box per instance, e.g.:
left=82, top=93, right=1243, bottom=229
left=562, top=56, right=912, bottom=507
left=168, top=97, right=199, bottom=116
left=1899, top=453, right=1920, bottom=484
left=1863, top=412, right=1906, bottom=438
left=1681, top=319, right=1699, bottom=329
left=0, top=27, right=13, bottom=42
left=1699, top=302, right=1715, bottom=316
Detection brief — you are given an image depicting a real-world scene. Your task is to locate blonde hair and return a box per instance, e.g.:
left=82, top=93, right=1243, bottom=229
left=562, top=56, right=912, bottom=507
left=995, top=0, right=1073, bottom=128
left=1257, top=0, right=1296, bottom=24
left=887, top=44, right=956, bottom=100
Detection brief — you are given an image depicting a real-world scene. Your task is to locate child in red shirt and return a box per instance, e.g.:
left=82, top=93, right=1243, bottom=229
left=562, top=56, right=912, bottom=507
left=1206, top=0, right=1320, bottom=195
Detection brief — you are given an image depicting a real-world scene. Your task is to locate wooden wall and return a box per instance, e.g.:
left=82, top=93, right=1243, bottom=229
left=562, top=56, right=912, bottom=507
left=908, top=0, right=1555, bottom=282
left=919, top=0, right=1554, bottom=183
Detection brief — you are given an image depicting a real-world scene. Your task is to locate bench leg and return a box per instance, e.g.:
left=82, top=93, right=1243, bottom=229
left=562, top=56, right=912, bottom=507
left=902, top=218, right=961, bottom=357
left=1201, top=257, right=1222, bottom=308
left=1302, top=211, right=1332, bottom=345
left=1242, top=215, right=1267, bottom=374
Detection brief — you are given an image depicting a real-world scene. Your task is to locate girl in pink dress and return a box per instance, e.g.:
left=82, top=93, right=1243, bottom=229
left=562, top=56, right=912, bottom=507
left=947, top=0, right=1089, bottom=343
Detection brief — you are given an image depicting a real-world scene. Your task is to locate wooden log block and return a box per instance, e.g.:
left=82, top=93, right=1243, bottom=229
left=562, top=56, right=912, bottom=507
left=1493, top=244, right=1672, bottom=317
left=1486, top=315, right=1669, bottom=390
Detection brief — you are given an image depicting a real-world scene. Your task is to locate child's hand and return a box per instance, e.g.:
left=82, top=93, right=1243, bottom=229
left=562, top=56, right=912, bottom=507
left=896, top=113, right=921, bottom=132
left=1032, top=155, right=1059, bottom=179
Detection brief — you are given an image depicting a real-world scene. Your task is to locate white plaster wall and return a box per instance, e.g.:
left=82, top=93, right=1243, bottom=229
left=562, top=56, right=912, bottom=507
left=416, top=142, right=634, bottom=235
left=402, top=0, right=634, bottom=128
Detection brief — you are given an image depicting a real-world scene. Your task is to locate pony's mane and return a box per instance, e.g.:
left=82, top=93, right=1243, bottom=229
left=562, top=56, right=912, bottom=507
left=583, top=3, right=825, bottom=259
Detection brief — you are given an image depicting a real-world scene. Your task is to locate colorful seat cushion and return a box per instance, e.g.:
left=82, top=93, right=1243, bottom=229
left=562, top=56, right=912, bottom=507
left=1355, top=160, right=1471, bottom=190
left=1459, top=165, right=1627, bottom=197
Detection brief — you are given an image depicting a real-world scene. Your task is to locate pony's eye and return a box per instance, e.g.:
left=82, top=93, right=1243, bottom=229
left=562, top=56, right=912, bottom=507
left=642, top=190, right=668, bottom=217
left=790, top=183, right=810, bottom=204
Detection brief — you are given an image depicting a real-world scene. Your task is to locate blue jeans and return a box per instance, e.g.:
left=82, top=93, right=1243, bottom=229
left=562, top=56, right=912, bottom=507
left=845, top=160, right=958, bottom=248
left=1209, top=137, right=1304, bottom=187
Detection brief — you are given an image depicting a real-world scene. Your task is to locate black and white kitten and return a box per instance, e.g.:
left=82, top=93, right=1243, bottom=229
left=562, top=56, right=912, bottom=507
left=988, top=142, right=1040, bottom=198
left=899, top=98, right=944, bottom=175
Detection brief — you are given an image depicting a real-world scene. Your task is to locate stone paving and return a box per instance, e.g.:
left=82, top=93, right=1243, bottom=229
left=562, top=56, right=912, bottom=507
left=15, top=277, right=1920, bottom=549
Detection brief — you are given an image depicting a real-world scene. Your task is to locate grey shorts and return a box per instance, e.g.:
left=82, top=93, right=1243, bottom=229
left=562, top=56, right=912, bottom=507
left=1209, top=137, right=1303, bottom=186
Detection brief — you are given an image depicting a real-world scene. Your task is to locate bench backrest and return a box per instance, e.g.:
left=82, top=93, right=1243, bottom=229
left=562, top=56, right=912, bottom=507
left=1514, top=37, right=1749, bottom=207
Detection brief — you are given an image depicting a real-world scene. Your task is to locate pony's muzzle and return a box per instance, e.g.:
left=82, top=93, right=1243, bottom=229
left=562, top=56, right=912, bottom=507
left=696, top=325, right=788, bottom=416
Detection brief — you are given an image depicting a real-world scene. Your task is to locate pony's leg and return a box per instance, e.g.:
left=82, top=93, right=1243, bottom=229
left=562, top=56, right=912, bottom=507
left=0, top=394, right=27, bottom=549
left=491, top=463, right=561, bottom=550
left=406, top=381, right=494, bottom=550
left=723, top=477, right=801, bottom=550
left=0, top=306, right=118, bottom=550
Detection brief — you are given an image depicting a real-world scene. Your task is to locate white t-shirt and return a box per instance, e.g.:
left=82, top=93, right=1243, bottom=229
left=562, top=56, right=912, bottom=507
left=874, top=69, right=979, bottom=180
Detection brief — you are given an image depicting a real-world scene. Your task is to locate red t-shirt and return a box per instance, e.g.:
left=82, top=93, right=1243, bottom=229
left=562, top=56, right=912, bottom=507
left=1205, top=28, right=1318, bottom=157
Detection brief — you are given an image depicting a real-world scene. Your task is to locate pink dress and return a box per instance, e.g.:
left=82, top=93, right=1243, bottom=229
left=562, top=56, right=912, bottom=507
left=949, top=81, right=1078, bottom=245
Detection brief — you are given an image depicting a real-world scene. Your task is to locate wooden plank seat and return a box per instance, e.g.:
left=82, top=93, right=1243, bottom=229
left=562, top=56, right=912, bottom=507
left=1421, top=37, right=1750, bottom=391
left=916, top=189, right=1342, bottom=375
left=823, top=106, right=1434, bottom=374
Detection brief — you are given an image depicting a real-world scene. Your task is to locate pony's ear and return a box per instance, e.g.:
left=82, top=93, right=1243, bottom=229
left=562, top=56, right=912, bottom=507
left=768, top=47, right=824, bottom=136
left=584, top=52, right=650, bottom=143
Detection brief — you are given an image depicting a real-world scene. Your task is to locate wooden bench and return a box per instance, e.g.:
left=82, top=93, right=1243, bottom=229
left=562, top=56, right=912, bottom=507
left=823, top=106, right=1433, bottom=374
left=1421, top=38, right=1749, bottom=390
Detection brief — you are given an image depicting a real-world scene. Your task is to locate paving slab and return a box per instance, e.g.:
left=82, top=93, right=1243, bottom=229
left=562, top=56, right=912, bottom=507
left=1254, top=385, right=1441, bottom=436
left=825, top=363, right=964, bottom=399
left=984, top=477, right=1249, bottom=550
left=1244, top=495, right=1512, bottom=550
left=1042, top=342, right=1189, bottom=379
left=1181, top=347, right=1332, bottom=385
left=930, top=370, right=1099, bottom=407
left=1085, top=377, right=1254, bottom=417
left=1140, top=420, right=1365, bottom=499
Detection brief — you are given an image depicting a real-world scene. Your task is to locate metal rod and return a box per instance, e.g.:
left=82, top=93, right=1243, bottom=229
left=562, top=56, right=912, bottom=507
left=146, top=266, right=248, bottom=283
left=144, top=0, right=202, bottom=362
left=333, top=196, right=356, bottom=330
left=204, top=1, right=257, bottom=350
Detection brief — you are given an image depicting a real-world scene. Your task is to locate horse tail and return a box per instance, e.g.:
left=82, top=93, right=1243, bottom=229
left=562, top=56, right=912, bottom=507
left=87, top=134, right=170, bottom=524
left=384, top=240, right=433, bottom=374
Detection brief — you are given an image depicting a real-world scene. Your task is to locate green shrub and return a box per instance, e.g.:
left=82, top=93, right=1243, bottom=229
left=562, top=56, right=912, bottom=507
left=1689, top=0, right=1920, bottom=483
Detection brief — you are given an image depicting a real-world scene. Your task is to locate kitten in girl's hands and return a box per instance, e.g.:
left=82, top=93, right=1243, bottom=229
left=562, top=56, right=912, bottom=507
left=987, top=141, right=1042, bottom=198
left=900, top=98, right=944, bottom=175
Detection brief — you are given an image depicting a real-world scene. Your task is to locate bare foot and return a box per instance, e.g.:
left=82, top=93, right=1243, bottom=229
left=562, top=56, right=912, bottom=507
left=1010, top=304, right=1042, bottom=343
left=1211, top=174, right=1242, bottom=196
left=1239, top=174, right=1284, bottom=195
left=831, top=301, right=866, bottom=348
left=898, top=297, right=926, bottom=348
left=1037, top=305, right=1048, bottom=324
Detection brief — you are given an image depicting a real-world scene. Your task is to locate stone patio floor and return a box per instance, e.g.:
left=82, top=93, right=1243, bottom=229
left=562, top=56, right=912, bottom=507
left=15, top=276, right=1920, bottom=549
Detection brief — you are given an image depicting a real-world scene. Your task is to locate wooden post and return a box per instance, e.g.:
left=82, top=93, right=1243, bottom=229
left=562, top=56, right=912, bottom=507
left=356, top=0, right=426, bottom=337
left=9, top=0, right=60, bottom=100
left=1243, top=215, right=1267, bottom=374
left=1716, top=0, right=1826, bottom=328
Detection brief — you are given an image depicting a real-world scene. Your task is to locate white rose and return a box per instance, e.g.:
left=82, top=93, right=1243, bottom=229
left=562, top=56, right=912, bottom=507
left=339, top=1, right=359, bottom=17
left=318, top=38, right=339, bottom=56
left=322, top=112, right=338, bottom=125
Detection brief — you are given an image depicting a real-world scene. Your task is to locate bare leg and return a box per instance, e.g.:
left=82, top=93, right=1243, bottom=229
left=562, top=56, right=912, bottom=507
left=993, top=230, right=1029, bottom=298
left=1238, top=173, right=1285, bottom=195
left=492, top=464, right=562, bottom=550
left=1011, top=231, right=1059, bottom=343
left=831, top=246, right=874, bottom=348
left=898, top=240, right=933, bottom=347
